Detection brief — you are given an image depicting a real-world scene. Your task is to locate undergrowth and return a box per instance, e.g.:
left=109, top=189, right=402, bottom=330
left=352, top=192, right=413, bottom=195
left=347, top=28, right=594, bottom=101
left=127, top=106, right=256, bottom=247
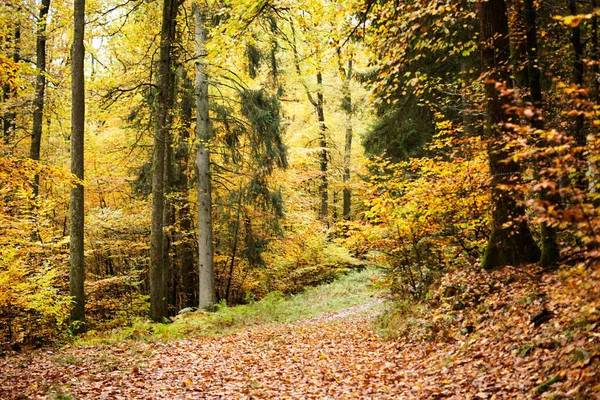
left=377, top=263, right=600, bottom=397
left=78, top=268, right=383, bottom=345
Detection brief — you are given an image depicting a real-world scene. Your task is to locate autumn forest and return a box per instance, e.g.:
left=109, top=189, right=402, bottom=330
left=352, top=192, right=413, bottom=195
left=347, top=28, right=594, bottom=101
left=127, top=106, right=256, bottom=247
left=1, top=0, right=600, bottom=398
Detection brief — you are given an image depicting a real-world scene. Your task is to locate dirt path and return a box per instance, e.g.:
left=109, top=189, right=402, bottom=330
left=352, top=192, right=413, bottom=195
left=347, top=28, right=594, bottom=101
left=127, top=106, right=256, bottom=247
left=2, top=301, right=395, bottom=399
left=1, top=299, right=545, bottom=399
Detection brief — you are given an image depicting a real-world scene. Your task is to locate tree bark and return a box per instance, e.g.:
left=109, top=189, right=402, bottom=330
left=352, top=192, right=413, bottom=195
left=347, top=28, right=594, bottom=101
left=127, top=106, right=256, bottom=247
left=195, top=4, right=216, bottom=311
left=150, top=0, right=178, bottom=321
left=69, top=0, right=86, bottom=332
left=316, top=71, right=328, bottom=225
left=339, top=56, right=353, bottom=220
left=30, top=0, right=51, bottom=199
left=478, top=0, right=540, bottom=269
left=3, top=24, right=20, bottom=144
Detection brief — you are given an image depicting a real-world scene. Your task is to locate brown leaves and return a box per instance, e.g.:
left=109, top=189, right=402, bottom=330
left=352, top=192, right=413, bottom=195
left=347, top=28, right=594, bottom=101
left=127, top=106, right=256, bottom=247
left=1, top=266, right=599, bottom=399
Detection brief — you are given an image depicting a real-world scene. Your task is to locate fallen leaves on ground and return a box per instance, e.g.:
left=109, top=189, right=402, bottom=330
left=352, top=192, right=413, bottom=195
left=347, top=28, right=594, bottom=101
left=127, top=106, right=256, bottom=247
left=1, top=266, right=599, bottom=399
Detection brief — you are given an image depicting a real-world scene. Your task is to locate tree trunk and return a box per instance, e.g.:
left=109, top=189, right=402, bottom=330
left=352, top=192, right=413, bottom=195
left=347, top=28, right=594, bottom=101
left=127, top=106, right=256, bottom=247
left=524, top=0, right=559, bottom=268
left=269, top=16, right=280, bottom=92
left=593, top=0, right=600, bottom=102
left=175, top=74, right=197, bottom=308
left=339, top=56, right=353, bottom=220
left=591, top=0, right=600, bottom=199
left=150, top=0, right=178, bottom=322
left=162, top=127, right=173, bottom=312
left=3, top=24, right=20, bottom=144
left=225, top=202, right=242, bottom=305
left=478, top=0, right=540, bottom=269
left=195, top=4, right=216, bottom=310
left=29, top=0, right=51, bottom=242
left=69, top=0, right=86, bottom=332
left=569, top=0, right=586, bottom=147
left=316, top=71, right=328, bottom=225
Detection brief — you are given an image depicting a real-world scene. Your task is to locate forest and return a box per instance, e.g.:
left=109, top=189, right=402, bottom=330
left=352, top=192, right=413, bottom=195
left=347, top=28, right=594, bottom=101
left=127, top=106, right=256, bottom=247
left=1, top=0, right=600, bottom=398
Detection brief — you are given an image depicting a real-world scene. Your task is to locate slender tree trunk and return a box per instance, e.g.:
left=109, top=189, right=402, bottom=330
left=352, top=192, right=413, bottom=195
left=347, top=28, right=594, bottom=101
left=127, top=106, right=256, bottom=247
left=162, top=131, right=173, bottom=312
left=593, top=0, right=600, bottom=102
left=3, top=24, right=20, bottom=144
left=225, top=203, right=242, bottom=304
left=195, top=4, right=216, bottom=310
left=569, top=0, right=586, bottom=147
left=339, top=56, right=353, bottom=220
left=478, top=0, right=540, bottom=269
left=592, top=0, right=600, bottom=198
left=150, top=0, right=178, bottom=322
left=29, top=0, right=51, bottom=242
left=269, top=16, right=280, bottom=92
left=524, top=0, right=560, bottom=268
left=316, top=71, right=328, bottom=225
left=30, top=0, right=51, bottom=197
left=69, top=0, right=86, bottom=332
left=175, top=74, right=197, bottom=308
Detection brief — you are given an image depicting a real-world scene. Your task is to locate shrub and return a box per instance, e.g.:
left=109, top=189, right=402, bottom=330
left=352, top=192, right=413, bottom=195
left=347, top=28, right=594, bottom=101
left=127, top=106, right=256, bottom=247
left=353, top=134, right=490, bottom=300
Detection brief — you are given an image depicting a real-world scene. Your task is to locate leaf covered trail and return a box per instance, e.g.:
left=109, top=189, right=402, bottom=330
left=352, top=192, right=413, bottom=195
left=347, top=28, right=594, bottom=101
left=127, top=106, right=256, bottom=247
left=0, top=297, right=560, bottom=399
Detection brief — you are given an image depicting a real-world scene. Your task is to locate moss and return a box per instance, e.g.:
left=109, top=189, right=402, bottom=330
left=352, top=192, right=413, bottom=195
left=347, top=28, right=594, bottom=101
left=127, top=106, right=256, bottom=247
left=534, top=375, right=560, bottom=394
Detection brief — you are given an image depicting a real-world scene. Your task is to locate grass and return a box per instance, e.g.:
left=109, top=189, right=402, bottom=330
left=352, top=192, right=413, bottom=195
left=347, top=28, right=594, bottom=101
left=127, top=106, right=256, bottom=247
left=78, top=268, right=383, bottom=345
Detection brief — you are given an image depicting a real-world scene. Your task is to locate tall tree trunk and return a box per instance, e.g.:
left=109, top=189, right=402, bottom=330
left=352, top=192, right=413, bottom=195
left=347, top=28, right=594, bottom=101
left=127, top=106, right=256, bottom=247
left=29, top=0, right=51, bottom=241
left=162, top=128, right=173, bottom=312
left=316, top=71, right=328, bottom=225
left=593, top=0, right=599, bottom=102
left=569, top=0, right=586, bottom=147
left=478, top=0, right=540, bottom=269
left=591, top=0, right=600, bottom=198
left=3, top=24, right=20, bottom=144
left=338, top=54, right=353, bottom=220
left=175, top=74, right=197, bottom=308
left=31, top=0, right=51, bottom=191
left=150, top=0, right=178, bottom=321
left=195, top=4, right=216, bottom=310
left=69, top=0, right=86, bottom=332
left=524, top=0, right=559, bottom=268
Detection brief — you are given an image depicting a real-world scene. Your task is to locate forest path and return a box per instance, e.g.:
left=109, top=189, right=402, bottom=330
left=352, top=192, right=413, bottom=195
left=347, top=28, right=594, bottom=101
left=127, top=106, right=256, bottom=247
left=3, top=297, right=537, bottom=399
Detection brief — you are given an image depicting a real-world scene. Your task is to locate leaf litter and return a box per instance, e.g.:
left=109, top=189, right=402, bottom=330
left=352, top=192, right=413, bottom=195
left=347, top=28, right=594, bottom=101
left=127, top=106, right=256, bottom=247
left=1, top=265, right=599, bottom=399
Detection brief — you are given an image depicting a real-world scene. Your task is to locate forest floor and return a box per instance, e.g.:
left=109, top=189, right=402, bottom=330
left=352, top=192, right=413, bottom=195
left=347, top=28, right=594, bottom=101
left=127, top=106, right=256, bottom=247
left=1, top=266, right=600, bottom=399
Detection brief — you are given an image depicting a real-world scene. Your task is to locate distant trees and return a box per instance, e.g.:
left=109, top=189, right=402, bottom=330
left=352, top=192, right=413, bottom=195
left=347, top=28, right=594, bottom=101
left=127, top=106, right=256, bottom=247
left=1, top=4, right=20, bottom=144
left=356, top=0, right=600, bottom=289
left=16, top=0, right=600, bottom=343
